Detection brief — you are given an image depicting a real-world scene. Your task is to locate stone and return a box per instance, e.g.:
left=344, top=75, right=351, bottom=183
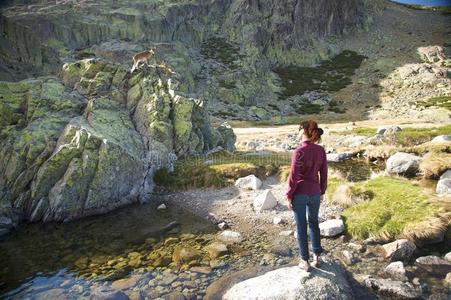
left=380, top=239, right=416, bottom=262
left=234, top=175, right=262, bottom=190
left=279, top=230, right=293, bottom=237
left=326, top=152, right=354, bottom=162
left=164, top=237, right=180, bottom=246
left=445, top=273, right=451, bottom=287
left=384, top=261, right=408, bottom=281
left=436, top=170, right=451, bottom=195
left=112, top=275, right=144, bottom=290
left=157, top=204, right=167, bottom=210
left=218, top=230, right=243, bottom=244
left=386, top=152, right=422, bottom=177
left=172, top=246, right=202, bottom=265
left=273, top=217, right=283, bottom=224
left=319, top=219, right=344, bottom=237
left=415, top=255, right=451, bottom=278
left=445, top=252, right=451, bottom=262
left=363, top=277, right=422, bottom=299
left=431, top=135, right=451, bottom=143
left=223, top=260, right=353, bottom=300
left=205, top=242, right=229, bottom=259
left=270, top=244, right=293, bottom=257
left=336, top=250, right=357, bottom=266
left=164, top=292, right=186, bottom=300
left=91, top=287, right=129, bottom=300
left=253, top=190, right=278, bottom=212
left=217, top=222, right=228, bottom=230
left=378, top=126, right=402, bottom=136
left=190, top=266, right=212, bottom=274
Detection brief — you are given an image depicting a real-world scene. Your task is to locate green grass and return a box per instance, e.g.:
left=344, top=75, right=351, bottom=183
left=394, top=125, right=451, bottom=146
left=273, top=50, right=366, bottom=100
left=332, top=124, right=451, bottom=146
left=417, top=96, right=451, bottom=111
left=342, top=176, right=443, bottom=241
left=154, top=152, right=292, bottom=190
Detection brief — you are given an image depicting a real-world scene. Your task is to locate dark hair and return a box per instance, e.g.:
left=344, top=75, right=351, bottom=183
left=299, top=119, right=323, bottom=142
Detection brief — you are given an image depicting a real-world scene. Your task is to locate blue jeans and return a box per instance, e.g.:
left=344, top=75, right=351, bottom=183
left=292, top=194, right=323, bottom=261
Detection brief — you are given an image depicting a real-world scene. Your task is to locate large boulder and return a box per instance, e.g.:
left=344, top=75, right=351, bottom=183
left=253, top=190, right=278, bottom=212
left=431, top=135, right=451, bottom=143
left=436, top=170, right=451, bottom=195
left=319, top=219, right=345, bottom=237
left=386, top=152, right=422, bottom=177
left=379, top=239, right=416, bottom=262
left=223, top=260, right=353, bottom=300
left=234, top=175, right=262, bottom=190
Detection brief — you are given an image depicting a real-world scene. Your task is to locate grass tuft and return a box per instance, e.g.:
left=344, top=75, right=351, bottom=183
left=342, top=176, right=445, bottom=243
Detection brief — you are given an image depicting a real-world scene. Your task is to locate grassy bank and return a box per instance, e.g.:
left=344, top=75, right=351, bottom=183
left=154, top=152, right=291, bottom=190
left=342, top=176, right=446, bottom=243
left=333, top=124, right=451, bottom=146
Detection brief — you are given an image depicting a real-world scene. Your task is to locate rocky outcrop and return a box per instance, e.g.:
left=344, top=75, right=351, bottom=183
left=0, top=0, right=379, bottom=119
left=0, top=59, right=236, bottom=235
left=223, top=260, right=353, bottom=300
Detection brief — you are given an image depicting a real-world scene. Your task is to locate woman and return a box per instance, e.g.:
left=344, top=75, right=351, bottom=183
left=286, top=120, right=327, bottom=271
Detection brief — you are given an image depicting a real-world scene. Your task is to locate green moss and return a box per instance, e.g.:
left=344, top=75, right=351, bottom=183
left=342, top=176, right=442, bottom=241
left=200, top=37, right=243, bottom=69
left=417, top=96, right=451, bottom=111
left=273, top=50, right=366, bottom=99
left=293, top=102, right=322, bottom=115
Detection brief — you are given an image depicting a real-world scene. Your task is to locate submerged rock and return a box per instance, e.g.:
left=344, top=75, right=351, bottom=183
left=415, top=255, right=451, bottom=278
left=218, top=230, right=243, bottom=244
left=223, top=260, right=353, bottom=300
left=363, top=277, right=422, bottom=299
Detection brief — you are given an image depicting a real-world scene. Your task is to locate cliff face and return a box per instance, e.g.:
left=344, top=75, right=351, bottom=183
left=0, top=59, right=235, bottom=236
left=0, top=0, right=379, bottom=119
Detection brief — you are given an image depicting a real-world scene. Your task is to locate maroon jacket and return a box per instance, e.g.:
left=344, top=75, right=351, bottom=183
left=286, top=140, right=328, bottom=199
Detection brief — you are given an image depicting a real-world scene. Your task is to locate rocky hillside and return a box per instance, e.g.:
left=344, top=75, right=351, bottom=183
left=0, top=0, right=382, bottom=121
left=0, top=59, right=235, bottom=236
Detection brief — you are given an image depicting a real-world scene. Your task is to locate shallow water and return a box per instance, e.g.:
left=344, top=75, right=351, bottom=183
left=0, top=201, right=216, bottom=298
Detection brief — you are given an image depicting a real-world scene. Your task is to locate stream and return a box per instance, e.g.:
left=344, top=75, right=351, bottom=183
left=0, top=159, right=447, bottom=299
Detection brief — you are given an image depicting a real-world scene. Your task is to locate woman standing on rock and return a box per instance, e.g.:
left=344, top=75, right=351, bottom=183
left=286, top=120, right=327, bottom=271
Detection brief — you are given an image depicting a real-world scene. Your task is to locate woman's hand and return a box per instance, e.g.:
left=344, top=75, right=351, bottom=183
left=287, top=198, right=293, bottom=210
left=320, top=194, right=325, bottom=202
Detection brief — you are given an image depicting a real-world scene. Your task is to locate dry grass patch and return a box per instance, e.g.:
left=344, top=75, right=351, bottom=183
left=419, top=152, right=451, bottom=179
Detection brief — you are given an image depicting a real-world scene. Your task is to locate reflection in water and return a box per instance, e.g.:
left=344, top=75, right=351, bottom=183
left=0, top=201, right=216, bottom=297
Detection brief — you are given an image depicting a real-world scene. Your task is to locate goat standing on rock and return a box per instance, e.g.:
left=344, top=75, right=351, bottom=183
left=130, top=48, right=155, bottom=73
